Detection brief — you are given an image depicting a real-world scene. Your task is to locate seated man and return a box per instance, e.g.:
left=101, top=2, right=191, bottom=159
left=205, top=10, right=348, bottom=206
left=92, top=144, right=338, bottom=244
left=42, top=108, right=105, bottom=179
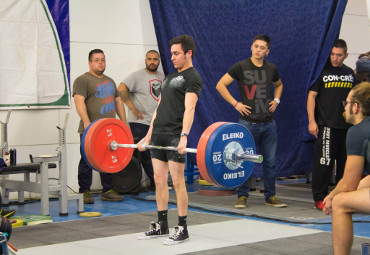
left=323, top=82, right=370, bottom=255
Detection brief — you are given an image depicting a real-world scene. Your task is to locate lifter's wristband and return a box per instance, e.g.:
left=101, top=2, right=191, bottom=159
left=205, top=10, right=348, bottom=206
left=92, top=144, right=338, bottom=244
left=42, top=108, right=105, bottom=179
left=233, top=102, right=238, bottom=108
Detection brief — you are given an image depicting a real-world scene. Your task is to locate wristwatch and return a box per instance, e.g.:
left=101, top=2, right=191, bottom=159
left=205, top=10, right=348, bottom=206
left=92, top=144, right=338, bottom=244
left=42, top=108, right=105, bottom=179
left=180, top=132, right=188, bottom=137
left=274, top=98, right=280, bottom=104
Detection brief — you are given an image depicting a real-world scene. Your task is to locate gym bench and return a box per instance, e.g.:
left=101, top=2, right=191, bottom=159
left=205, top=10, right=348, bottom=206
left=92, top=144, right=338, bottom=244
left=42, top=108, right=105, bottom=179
left=0, top=112, right=84, bottom=216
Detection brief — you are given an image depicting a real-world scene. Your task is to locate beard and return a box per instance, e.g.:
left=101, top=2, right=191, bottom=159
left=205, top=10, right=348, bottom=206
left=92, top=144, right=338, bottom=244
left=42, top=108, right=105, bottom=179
left=146, top=63, right=158, bottom=72
left=343, top=107, right=354, bottom=124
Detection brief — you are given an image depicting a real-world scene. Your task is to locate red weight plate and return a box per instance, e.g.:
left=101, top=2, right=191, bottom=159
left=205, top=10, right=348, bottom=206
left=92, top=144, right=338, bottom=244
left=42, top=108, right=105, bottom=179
left=84, top=119, right=105, bottom=170
left=86, top=118, right=134, bottom=173
left=196, top=122, right=227, bottom=185
left=85, top=118, right=134, bottom=173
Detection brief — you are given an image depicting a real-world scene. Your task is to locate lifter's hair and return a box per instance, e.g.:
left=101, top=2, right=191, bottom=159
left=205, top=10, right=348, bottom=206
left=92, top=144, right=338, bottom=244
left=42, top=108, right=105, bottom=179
left=332, top=39, right=348, bottom=54
left=170, top=35, right=196, bottom=59
left=88, top=49, right=104, bottom=62
left=351, top=81, right=370, bottom=116
left=253, top=34, right=271, bottom=48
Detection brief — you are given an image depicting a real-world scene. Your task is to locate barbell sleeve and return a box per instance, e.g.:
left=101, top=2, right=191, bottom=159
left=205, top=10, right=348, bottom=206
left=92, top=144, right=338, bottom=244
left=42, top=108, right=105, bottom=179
left=234, top=151, right=263, bottom=163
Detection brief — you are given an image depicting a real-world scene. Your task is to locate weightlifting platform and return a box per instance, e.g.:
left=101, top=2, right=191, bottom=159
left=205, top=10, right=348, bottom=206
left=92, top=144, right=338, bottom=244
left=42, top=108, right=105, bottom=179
left=7, top=179, right=370, bottom=255
left=142, top=181, right=333, bottom=224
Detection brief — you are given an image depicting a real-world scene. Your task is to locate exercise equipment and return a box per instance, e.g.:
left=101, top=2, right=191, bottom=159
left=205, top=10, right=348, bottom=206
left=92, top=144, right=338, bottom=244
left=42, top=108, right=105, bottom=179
left=10, top=215, right=51, bottom=226
left=82, top=118, right=263, bottom=189
left=112, top=156, right=142, bottom=194
left=10, top=220, right=22, bottom=228
left=79, top=212, right=102, bottom=217
left=198, top=176, right=236, bottom=196
left=0, top=111, right=84, bottom=216
left=198, top=188, right=236, bottom=196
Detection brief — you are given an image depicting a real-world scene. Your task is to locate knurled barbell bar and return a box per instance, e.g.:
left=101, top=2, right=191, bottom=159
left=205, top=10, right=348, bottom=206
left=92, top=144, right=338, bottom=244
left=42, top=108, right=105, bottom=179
left=110, top=142, right=262, bottom=163
left=81, top=118, right=263, bottom=189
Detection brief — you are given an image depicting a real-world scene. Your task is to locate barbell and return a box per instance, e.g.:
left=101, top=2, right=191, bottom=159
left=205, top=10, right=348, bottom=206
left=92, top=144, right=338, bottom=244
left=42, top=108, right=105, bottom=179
left=81, top=118, right=263, bottom=188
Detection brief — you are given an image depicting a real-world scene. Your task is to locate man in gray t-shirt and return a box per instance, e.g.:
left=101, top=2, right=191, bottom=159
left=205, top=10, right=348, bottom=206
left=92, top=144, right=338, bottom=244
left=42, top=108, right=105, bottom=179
left=118, top=50, right=164, bottom=189
left=323, top=82, right=370, bottom=254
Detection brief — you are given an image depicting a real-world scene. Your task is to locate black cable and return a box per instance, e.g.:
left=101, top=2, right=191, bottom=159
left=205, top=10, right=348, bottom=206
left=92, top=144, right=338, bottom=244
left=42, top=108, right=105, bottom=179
left=131, top=196, right=370, bottom=225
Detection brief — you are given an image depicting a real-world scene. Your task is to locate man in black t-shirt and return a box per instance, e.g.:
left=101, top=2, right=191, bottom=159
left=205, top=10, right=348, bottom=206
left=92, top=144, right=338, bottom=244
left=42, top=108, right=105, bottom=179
left=216, top=34, right=286, bottom=209
left=322, top=82, right=370, bottom=255
left=307, top=39, right=355, bottom=211
left=137, top=35, right=202, bottom=245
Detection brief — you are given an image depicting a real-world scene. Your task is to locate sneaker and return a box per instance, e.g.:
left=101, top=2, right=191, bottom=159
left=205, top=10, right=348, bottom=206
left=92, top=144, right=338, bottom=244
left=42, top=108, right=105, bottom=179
left=83, top=191, right=94, bottom=204
left=163, top=225, right=189, bottom=245
left=265, top=195, right=287, bottom=208
left=234, top=196, right=247, bottom=209
left=0, top=209, right=16, bottom=218
left=137, top=221, right=169, bottom=240
left=314, top=200, right=325, bottom=210
left=101, top=189, right=124, bottom=201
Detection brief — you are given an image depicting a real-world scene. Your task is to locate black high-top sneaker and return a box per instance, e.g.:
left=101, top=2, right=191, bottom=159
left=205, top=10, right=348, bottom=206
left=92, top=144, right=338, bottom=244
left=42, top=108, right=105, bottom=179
left=163, top=225, right=189, bottom=245
left=137, top=221, right=169, bottom=240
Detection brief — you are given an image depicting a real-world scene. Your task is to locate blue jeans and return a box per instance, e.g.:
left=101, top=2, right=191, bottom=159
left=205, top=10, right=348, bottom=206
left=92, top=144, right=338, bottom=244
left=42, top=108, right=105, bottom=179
left=237, top=119, right=277, bottom=200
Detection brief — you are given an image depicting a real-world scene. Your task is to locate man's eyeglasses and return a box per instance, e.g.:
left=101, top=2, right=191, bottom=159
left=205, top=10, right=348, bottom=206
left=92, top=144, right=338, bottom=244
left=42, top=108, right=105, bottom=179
left=342, top=101, right=356, bottom=107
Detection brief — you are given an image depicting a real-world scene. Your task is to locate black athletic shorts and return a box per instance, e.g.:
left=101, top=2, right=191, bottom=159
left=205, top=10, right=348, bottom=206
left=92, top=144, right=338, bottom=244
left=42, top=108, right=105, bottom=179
left=150, top=134, right=186, bottom=163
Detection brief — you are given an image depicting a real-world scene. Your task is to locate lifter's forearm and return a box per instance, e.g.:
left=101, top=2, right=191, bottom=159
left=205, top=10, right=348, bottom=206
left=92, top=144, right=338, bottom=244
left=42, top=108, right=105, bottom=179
left=182, top=107, right=195, bottom=134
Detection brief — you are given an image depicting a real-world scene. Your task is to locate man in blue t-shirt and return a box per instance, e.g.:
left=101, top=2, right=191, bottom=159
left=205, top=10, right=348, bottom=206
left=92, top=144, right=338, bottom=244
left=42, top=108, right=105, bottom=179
left=216, top=34, right=286, bottom=208
left=323, top=82, right=370, bottom=255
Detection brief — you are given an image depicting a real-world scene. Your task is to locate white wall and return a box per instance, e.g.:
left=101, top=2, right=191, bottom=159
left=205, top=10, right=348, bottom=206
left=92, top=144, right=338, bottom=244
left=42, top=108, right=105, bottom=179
left=0, top=0, right=160, bottom=194
left=339, top=0, right=370, bottom=69
left=0, top=0, right=369, bottom=196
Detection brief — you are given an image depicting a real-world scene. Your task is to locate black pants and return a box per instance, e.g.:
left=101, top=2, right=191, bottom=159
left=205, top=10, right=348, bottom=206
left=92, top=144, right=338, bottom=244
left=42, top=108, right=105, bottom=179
left=129, top=123, right=155, bottom=186
left=78, top=134, right=113, bottom=193
left=312, top=126, right=347, bottom=201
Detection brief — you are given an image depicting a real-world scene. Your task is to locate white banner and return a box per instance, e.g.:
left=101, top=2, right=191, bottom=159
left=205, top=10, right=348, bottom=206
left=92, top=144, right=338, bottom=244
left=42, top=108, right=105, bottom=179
left=0, top=0, right=70, bottom=109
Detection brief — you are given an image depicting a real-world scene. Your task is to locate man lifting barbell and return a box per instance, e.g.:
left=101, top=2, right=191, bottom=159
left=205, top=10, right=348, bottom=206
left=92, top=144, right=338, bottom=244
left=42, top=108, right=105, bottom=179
left=81, top=40, right=263, bottom=245
left=136, top=34, right=202, bottom=245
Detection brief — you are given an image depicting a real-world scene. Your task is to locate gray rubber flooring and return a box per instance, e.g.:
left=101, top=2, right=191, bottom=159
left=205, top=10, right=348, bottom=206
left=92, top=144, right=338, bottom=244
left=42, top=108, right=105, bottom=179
left=9, top=182, right=370, bottom=254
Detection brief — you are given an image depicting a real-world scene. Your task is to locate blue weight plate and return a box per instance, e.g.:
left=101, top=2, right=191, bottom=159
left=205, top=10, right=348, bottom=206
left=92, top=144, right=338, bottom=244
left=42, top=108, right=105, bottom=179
left=81, top=120, right=101, bottom=170
left=204, top=122, right=233, bottom=186
left=205, top=123, right=256, bottom=189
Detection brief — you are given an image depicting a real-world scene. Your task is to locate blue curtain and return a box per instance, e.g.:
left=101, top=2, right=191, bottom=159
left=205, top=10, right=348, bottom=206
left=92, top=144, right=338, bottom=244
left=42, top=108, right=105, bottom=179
left=45, top=0, right=70, bottom=86
left=150, top=0, right=348, bottom=177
